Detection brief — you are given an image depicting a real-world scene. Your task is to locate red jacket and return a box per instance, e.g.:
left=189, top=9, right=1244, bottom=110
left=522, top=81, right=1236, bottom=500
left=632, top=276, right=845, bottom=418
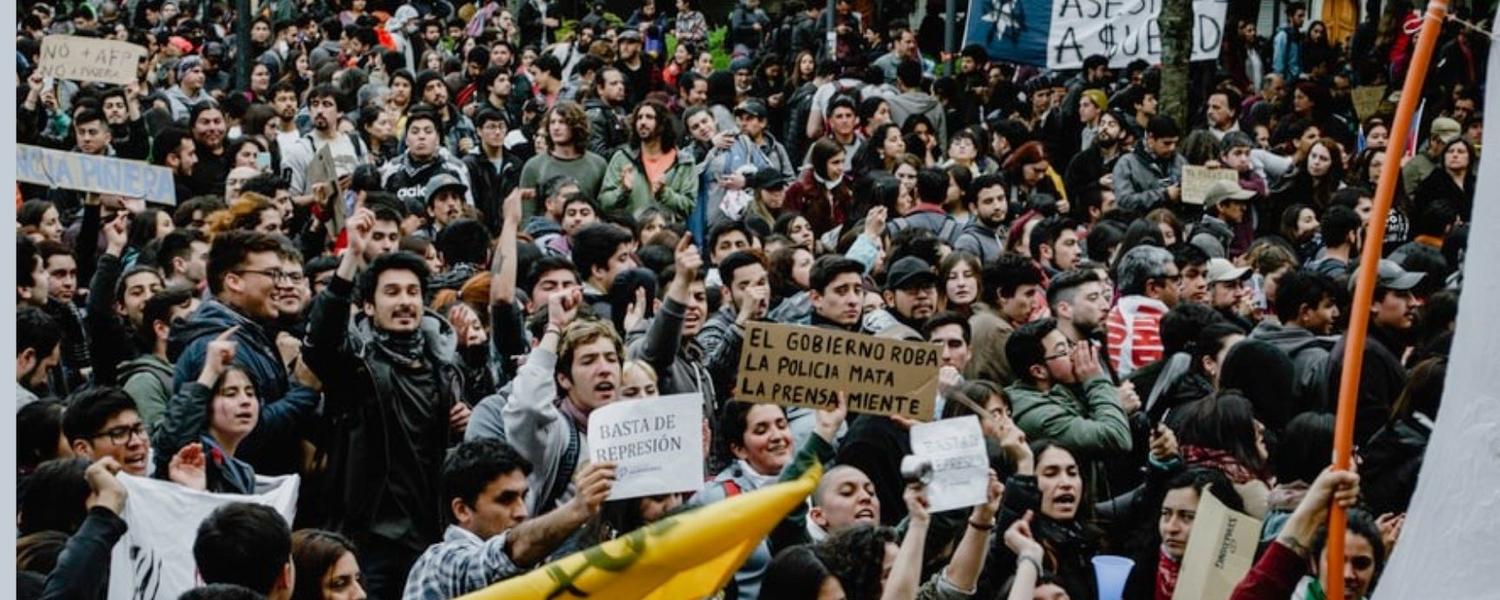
left=1229, top=541, right=1307, bottom=600
left=782, top=169, right=854, bottom=238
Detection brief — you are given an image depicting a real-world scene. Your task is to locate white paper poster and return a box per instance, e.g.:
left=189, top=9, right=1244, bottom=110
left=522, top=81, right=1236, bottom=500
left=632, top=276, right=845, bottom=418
left=588, top=393, right=704, bottom=500
left=910, top=416, right=990, bottom=512
left=107, top=474, right=300, bottom=600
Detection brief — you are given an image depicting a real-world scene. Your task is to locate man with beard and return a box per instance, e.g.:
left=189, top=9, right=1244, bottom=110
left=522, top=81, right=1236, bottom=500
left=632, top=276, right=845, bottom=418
left=156, top=228, right=211, bottom=292
left=270, top=81, right=306, bottom=150
left=283, top=85, right=370, bottom=197
left=17, top=307, right=61, bottom=407
left=599, top=100, right=698, bottom=220
left=412, top=175, right=468, bottom=243
left=1048, top=269, right=1113, bottom=352
left=1065, top=110, right=1126, bottom=197
left=628, top=234, right=717, bottom=406
left=187, top=103, right=232, bottom=198
left=867, top=256, right=939, bottom=341
left=99, top=84, right=149, bottom=160
left=583, top=67, right=630, bottom=158
left=1326, top=261, right=1424, bottom=442
left=954, top=173, right=1009, bottom=264
left=153, top=127, right=199, bottom=205
left=614, top=30, right=654, bottom=107
left=1249, top=269, right=1340, bottom=409
left=415, top=70, right=479, bottom=155
left=304, top=209, right=468, bottom=598
left=1031, top=216, right=1083, bottom=277
left=381, top=109, right=474, bottom=213
left=170, top=230, right=319, bottom=477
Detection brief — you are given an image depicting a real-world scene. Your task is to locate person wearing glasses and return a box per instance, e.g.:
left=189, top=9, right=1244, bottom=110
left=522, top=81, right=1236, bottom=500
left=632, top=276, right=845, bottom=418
left=62, top=387, right=154, bottom=477
left=1003, top=317, right=1132, bottom=508
left=169, top=230, right=320, bottom=478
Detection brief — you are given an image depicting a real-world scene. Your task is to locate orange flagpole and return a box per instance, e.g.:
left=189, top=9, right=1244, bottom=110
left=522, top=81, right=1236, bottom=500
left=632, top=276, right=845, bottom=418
left=1325, top=2, right=1448, bottom=599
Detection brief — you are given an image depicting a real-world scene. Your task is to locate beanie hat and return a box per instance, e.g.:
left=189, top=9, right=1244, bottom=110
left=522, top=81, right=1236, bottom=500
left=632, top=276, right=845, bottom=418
left=176, top=55, right=204, bottom=80
left=1081, top=88, right=1108, bottom=112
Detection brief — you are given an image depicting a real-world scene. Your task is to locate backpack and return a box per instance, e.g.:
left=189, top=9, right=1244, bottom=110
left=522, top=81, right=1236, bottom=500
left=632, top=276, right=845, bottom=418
left=535, top=417, right=582, bottom=513
left=784, top=84, right=819, bottom=162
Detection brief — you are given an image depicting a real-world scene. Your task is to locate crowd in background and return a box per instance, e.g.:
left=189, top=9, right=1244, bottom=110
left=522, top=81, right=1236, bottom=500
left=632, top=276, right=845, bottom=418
left=13, top=0, right=1484, bottom=598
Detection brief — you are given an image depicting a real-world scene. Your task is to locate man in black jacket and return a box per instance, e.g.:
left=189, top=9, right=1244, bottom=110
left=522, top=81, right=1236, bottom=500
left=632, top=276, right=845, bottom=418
left=584, top=67, right=630, bottom=158
left=462, top=107, right=521, bottom=235
left=304, top=208, right=467, bottom=599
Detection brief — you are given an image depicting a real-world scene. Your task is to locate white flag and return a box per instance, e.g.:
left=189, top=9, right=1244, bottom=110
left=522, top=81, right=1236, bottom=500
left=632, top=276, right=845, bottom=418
left=107, top=474, right=300, bottom=600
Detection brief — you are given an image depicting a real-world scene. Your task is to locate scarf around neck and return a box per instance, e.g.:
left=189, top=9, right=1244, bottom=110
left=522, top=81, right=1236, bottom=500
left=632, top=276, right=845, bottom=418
left=372, top=327, right=426, bottom=369
left=1156, top=548, right=1181, bottom=600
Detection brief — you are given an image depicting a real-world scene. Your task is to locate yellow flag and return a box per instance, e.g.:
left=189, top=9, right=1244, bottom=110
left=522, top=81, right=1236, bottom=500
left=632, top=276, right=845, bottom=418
left=459, top=461, right=823, bottom=600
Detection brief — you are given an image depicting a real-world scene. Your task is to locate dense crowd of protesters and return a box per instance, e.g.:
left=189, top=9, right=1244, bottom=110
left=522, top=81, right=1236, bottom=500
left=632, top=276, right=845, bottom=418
left=14, top=0, right=1482, bottom=598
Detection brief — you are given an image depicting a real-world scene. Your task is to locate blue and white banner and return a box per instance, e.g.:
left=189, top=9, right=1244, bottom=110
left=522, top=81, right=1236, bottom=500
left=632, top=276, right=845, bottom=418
left=964, top=0, right=1230, bottom=70
left=18, top=144, right=177, bottom=205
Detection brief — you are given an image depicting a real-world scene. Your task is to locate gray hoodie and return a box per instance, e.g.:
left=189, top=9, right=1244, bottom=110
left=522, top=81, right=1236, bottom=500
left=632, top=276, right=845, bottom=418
left=1249, top=320, right=1335, bottom=409
left=886, top=90, right=948, bottom=149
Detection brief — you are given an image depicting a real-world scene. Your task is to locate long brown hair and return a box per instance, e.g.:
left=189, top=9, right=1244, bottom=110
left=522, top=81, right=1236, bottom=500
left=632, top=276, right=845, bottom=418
left=290, top=529, right=359, bottom=600
left=546, top=101, right=591, bottom=154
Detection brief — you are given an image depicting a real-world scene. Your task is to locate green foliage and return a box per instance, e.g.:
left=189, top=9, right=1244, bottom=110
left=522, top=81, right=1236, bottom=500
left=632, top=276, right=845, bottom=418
left=666, top=26, right=732, bottom=70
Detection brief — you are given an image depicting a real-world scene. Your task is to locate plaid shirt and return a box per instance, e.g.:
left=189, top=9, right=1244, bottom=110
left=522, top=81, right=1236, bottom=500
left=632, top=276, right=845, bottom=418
left=402, top=525, right=522, bottom=600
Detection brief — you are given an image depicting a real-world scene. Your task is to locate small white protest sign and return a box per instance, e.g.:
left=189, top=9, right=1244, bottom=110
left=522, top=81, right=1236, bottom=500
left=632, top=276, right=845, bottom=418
left=588, top=393, right=704, bottom=500
left=909, top=416, right=990, bottom=512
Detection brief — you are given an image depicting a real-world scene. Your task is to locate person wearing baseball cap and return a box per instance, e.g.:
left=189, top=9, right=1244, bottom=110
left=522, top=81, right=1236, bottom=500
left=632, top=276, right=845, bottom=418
left=871, top=256, right=940, bottom=340
left=1328, top=259, right=1426, bottom=441
left=743, top=168, right=792, bottom=236
left=728, top=97, right=796, bottom=184
left=418, top=173, right=467, bottom=239
left=1202, top=179, right=1256, bottom=255
left=1402, top=116, right=1462, bottom=198
left=1205, top=257, right=1253, bottom=329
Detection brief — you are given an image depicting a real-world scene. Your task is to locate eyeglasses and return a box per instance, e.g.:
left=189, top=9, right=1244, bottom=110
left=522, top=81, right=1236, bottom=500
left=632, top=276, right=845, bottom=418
left=236, top=269, right=294, bottom=283
left=1154, top=272, right=1183, bottom=285
left=94, top=422, right=147, bottom=445
left=1043, top=340, right=1076, bottom=361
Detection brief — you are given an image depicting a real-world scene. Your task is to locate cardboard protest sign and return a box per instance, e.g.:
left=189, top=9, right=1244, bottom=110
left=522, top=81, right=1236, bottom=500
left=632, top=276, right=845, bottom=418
left=108, top=474, right=299, bottom=600
left=588, top=394, right=705, bottom=500
left=18, top=144, right=176, bottom=205
left=910, top=416, right=990, bottom=512
left=1352, top=86, right=1389, bottom=120
left=965, top=0, right=1229, bottom=69
left=37, top=35, right=147, bottom=85
left=1180, top=166, right=1240, bottom=206
left=1171, top=486, right=1262, bottom=600
left=306, top=143, right=349, bottom=233
left=736, top=322, right=941, bottom=421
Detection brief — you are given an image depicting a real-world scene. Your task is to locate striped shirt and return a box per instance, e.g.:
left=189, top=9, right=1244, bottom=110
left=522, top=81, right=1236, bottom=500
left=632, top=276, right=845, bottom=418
left=1106, top=295, right=1169, bottom=378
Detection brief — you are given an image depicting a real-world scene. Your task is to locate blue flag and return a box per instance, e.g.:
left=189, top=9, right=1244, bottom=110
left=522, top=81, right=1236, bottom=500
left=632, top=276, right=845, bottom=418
left=964, top=0, right=1051, bottom=67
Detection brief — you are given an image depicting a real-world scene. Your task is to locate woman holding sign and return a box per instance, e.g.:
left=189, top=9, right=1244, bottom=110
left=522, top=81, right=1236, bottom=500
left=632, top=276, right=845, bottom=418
left=686, top=396, right=848, bottom=600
